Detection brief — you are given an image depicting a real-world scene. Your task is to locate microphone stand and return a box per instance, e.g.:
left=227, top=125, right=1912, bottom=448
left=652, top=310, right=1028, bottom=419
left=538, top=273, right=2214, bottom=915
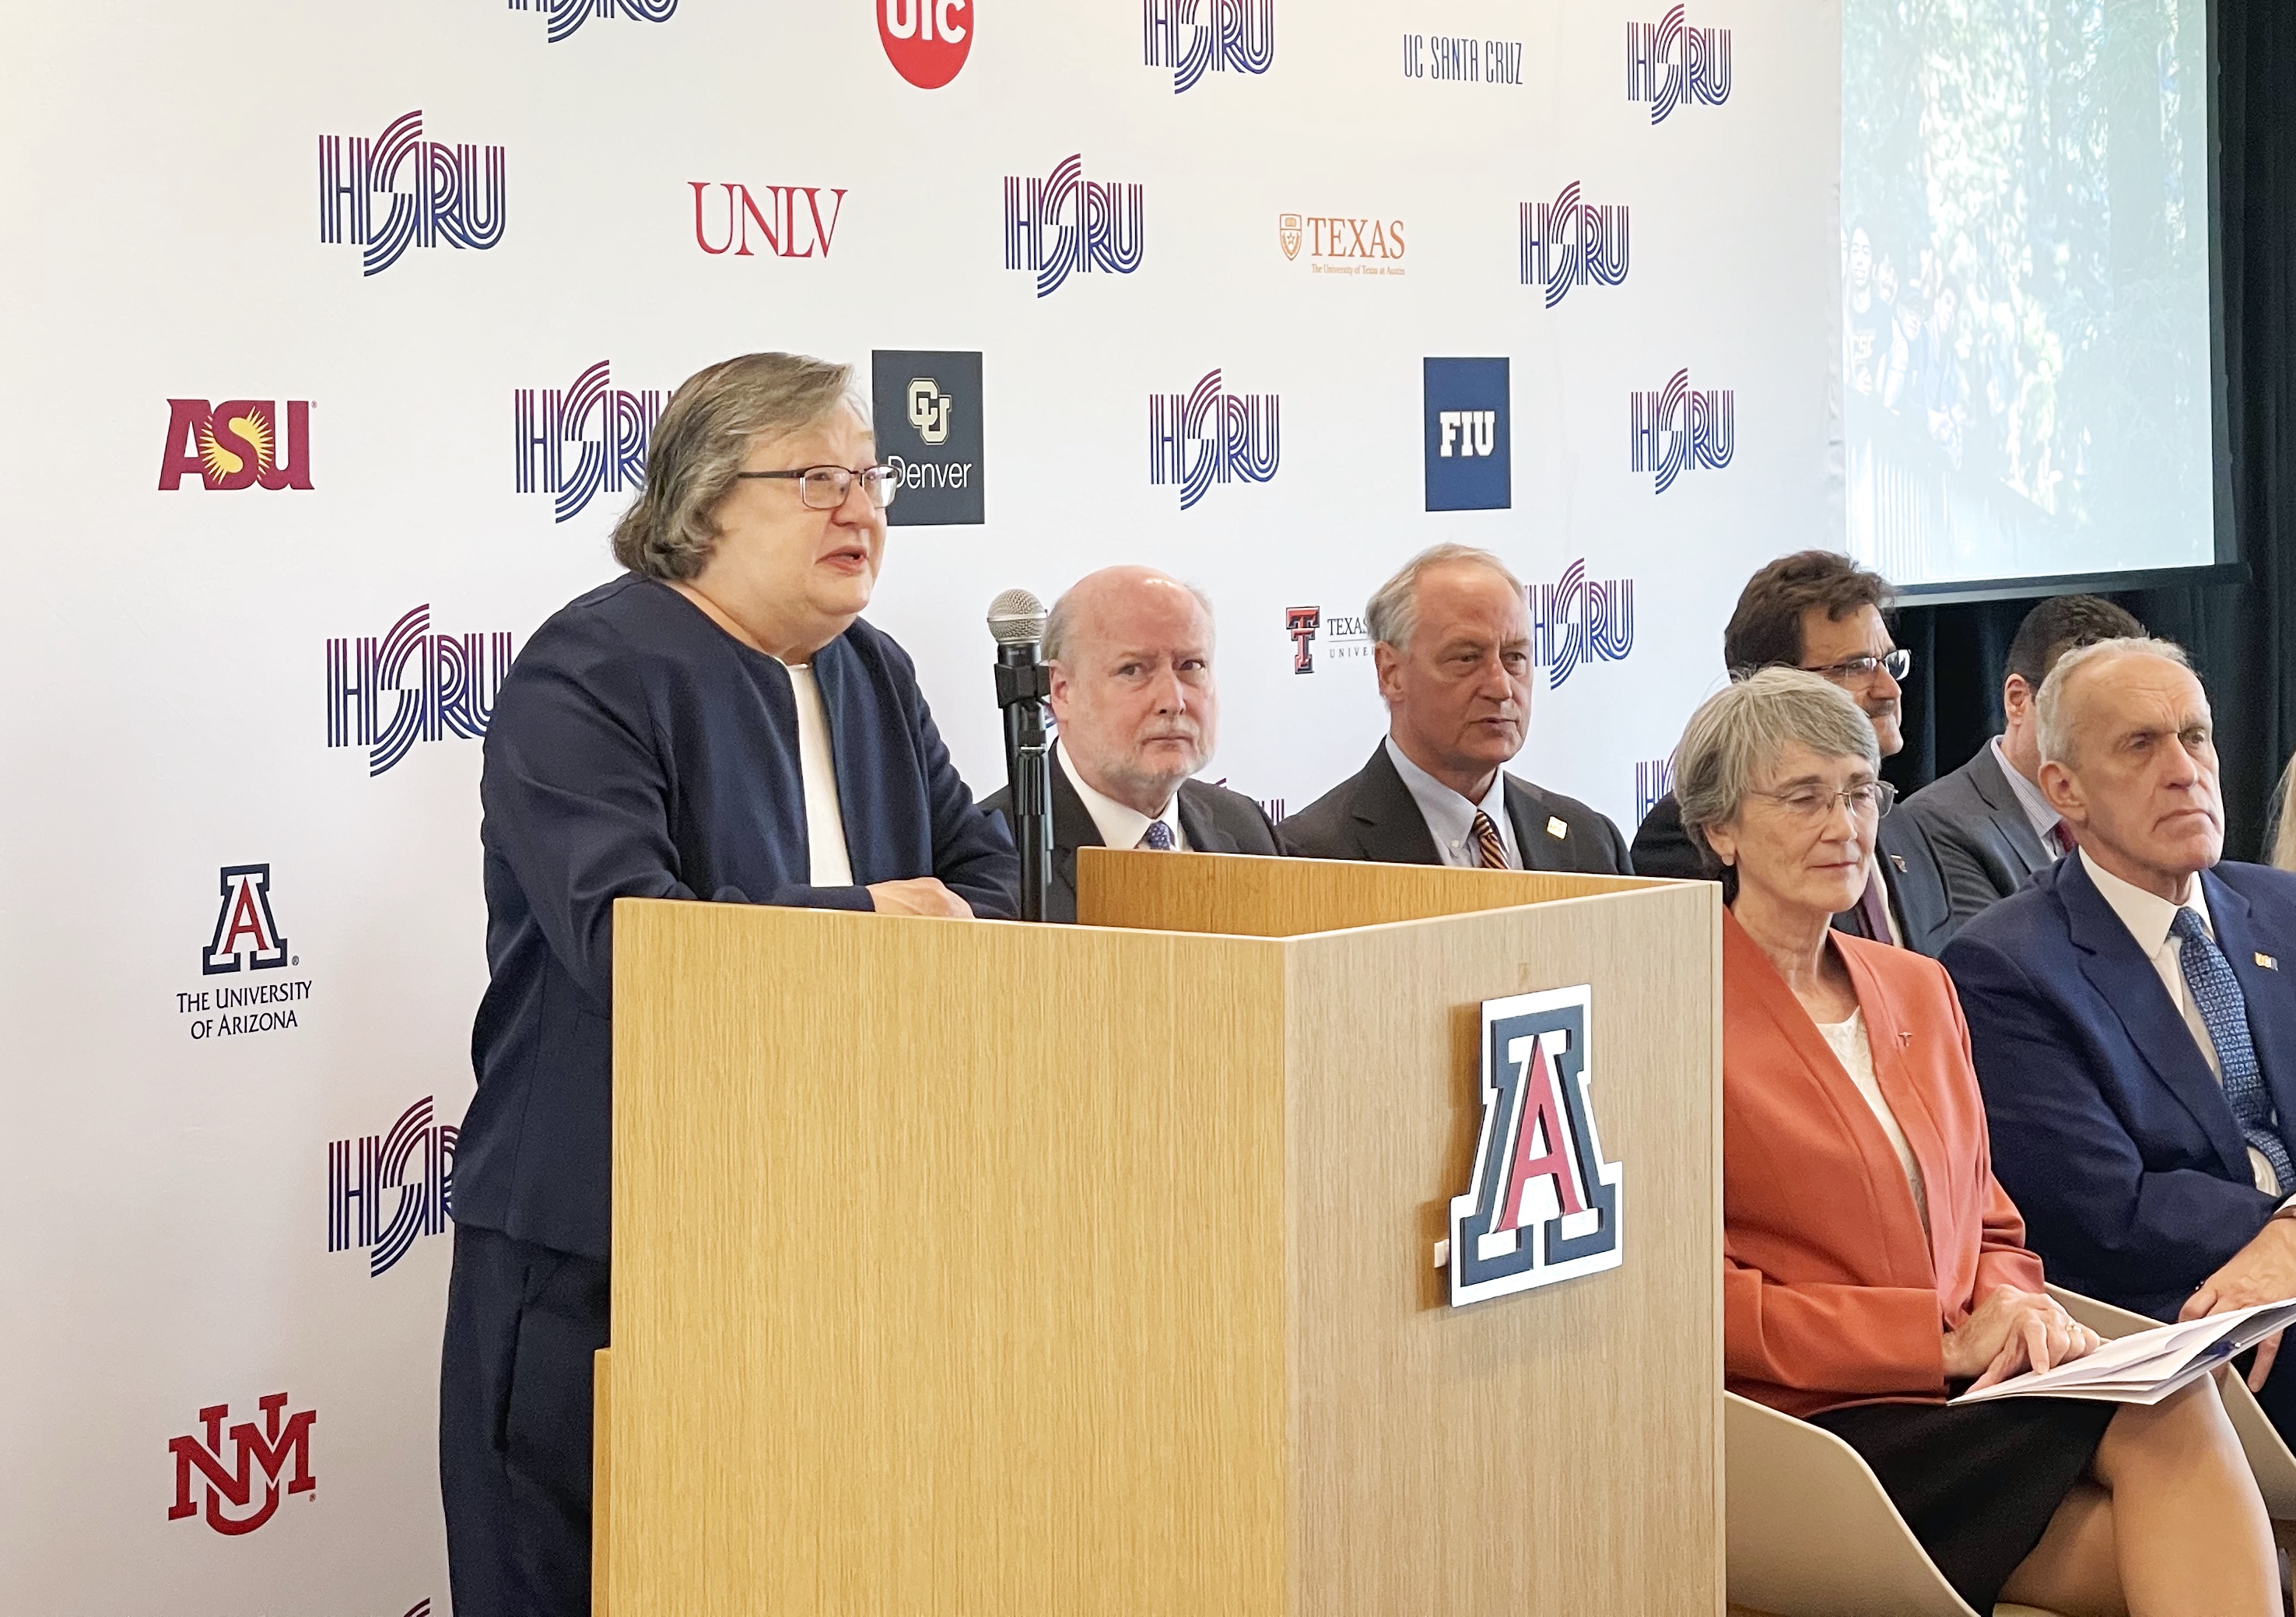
left=995, top=645, right=1053, bottom=922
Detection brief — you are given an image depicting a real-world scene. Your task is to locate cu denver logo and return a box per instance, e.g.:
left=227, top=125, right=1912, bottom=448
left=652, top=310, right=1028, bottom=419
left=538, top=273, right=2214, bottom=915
left=1627, top=5, right=1733, bottom=124
left=318, top=110, right=506, bottom=277
left=1449, top=986, right=1622, bottom=1307
left=1002, top=153, right=1144, bottom=297
left=1142, top=0, right=1273, bottom=93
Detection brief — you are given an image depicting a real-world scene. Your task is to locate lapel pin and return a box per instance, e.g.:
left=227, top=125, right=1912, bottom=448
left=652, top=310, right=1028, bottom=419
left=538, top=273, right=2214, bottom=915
left=1898, top=1029, right=1913, bottom=1049
left=1546, top=816, right=1569, bottom=840
left=2258, top=952, right=2280, bottom=971
left=1888, top=854, right=1908, bottom=873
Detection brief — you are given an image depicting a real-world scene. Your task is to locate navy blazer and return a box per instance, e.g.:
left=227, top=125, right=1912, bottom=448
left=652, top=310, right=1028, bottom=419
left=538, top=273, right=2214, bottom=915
left=457, top=575, right=1018, bottom=1261
left=1942, top=855, right=2296, bottom=1319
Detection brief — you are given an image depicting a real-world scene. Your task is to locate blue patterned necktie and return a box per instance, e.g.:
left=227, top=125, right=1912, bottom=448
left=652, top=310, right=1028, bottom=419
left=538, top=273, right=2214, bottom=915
left=1141, top=819, right=1174, bottom=851
left=2170, top=906, right=2296, bottom=1189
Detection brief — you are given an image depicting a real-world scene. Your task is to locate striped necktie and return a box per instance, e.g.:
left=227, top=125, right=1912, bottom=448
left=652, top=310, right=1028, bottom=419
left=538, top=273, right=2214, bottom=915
left=2170, top=906, right=2295, bottom=1190
left=1470, top=811, right=1509, bottom=870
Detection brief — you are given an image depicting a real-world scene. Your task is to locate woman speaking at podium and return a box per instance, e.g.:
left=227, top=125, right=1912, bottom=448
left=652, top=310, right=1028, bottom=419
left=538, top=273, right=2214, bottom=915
left=440, top=352, right=1017, bottom=1617
left=1674, top=668, right=2276, bottom=1616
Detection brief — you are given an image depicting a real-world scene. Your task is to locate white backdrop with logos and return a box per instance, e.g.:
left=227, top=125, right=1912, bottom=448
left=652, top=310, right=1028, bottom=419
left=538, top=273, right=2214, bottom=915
left=0, top=2, right=1838, bottom=1610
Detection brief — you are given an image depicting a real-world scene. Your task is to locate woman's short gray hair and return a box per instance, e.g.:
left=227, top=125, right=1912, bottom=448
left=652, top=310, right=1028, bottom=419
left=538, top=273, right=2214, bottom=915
left=611, top=352, right=866, bottom=581
left=1364, top=543, right=1521, bottom=651
left=1674, top=667, right=1881, bottom=868
left=2035, top=636, right=2191, bottom=767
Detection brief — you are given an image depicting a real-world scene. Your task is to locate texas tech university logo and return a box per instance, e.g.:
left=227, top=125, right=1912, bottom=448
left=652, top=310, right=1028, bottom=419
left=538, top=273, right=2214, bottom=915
left=1449, top=986, right=1622, bottom=1306
left=167, top=1393, right=317, bottom=1535
left=203, top=865, right=288, bottom=975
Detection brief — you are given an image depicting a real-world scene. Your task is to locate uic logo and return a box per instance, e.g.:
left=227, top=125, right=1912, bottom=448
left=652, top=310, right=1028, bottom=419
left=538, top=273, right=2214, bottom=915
left=204, top=865, right=288, bottom=975
left=158, top=400, right=313, bottom=492
left=1628, top=5, right=1733, bottom=124
left=167, top=1394, right=317, bottom=1536
left=331, top=1095, right=457, bottom=1279
left=1520, top=182, right=1630, bottom=308
left=325, top=605, right=514, bottom=777
left=515, top=361, right=668, bottom=523
left=690, top=181, right=849, bottom=258
left=1528, top=559, right=1635, bottom=689
left=1635, top=756, right=1675, bottom=826
left=1631, top=367, right=1735, bottom=493
left=508, top=0, right=675, bottom=44
left=1449, top=986, right=1622, bottom=1307
left=879, top=0, right=972, bottom=88
left=1148, top=369, right=1281, bottom=511
left=1002, top=153, right=1145, bottom=298
left=1142, top=0, right=1274, bottom=93
left=319, top=110, right=506, bottom=277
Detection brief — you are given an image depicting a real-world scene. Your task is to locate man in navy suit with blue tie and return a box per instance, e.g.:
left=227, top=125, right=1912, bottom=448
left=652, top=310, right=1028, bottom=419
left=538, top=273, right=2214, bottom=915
left=1945, top=637, right=2296, bottom=1437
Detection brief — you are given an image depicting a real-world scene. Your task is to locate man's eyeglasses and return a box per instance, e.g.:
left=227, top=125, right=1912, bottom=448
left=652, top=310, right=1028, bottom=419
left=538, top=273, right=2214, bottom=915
left=1747, top=780, right=1898, bottom=822
left=734, top=464, right=899, bottom=510
left=1801, top=647, right=1912, bottom=686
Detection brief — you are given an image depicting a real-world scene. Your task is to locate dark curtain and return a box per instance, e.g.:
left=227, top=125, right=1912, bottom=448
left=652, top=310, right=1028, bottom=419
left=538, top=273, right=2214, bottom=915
left=1884, top=0, right=2296, bottom=861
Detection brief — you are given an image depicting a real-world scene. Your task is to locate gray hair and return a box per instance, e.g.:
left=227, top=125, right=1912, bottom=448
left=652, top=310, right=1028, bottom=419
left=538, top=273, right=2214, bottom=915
left=1043, top=574, right=1215, bottom=665
left=2035, top=636, right=2193, bottom=767
left=611, top=352, right=867, bottom=581
left=1365, top=543, right=1522, bottom=652
left=1674, top=668, right=1880, bottom=868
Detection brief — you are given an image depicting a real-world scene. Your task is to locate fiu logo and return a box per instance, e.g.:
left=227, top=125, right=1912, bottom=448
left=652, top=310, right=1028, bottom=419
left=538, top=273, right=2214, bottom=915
left=1424, top=356, right=1509, bottom=511
left=167, top=1393, right=317, bottom=1536
left=871, top=349, right=986, bottom=525
left=1002, top=153, right=1145, bottom=298
left=325, top=605, right=514, bottom=777
left=1635, top=756, right=1675, bottom=826
left=1142, top=0, right=1274, bottom=93
left=1520, top=182, right=1630, bottom=307
left=1448, top=986, right=1622, bottom=1307
left=1628, top=5, right=1733, bottom=124
left=319, top=110, right=507, bottom=277
left=1528, top=559, right=1635, bottom=689
left=330, top=1095, right=457, bottom=1279
left=691, top=181, right=849, bottom=258
left=1148, top=369, right=1281, bottom=511
left=1630, top=367, right=1736, bottom=493
left=1282, top=605, right=1369, bottom=673
left=508, top=0, right=675, bottom=44
left=158, top=400, right=313, bottom=493
left=879, top=0, right=973, bottom=88
left=204, top=865, right=287, bottom=975
left=515, top=361, right=668, bottom=523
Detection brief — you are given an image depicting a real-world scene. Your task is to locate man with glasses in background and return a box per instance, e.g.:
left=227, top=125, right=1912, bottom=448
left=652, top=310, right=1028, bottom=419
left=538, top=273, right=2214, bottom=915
left=1633, top=549, right=1953, bottom=954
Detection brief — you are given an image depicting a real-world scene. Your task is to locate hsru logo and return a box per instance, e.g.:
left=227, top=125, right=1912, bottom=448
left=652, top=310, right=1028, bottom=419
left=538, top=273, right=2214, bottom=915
left=319, top=110, right=506, bottom=277
left=203, top=865, right=288, bottom=976
left=1528, top=559, right=1635, bottom=689
left=878, top=0, right=972, bottom=88
left=1635, top=756, right=1675, bottom=826
left=508, top=0, right=675, bottom=44
left=1449, top=986, right=1622, bottom=1307
left=167, top=1394, right=317, bottom=1536
left=325, top=605, right=514, bottom=777
left=1148, top=369, right=1281, bottom=510
left=1628, top=5, right=1732, bottom=124
left=1002, top=153, right=1144, bottom=298
left=690, top=181, right=849, bottom=258
left=1518, top=182, right=1630, bottom=308
left=330, top=1095, right=457, bottom=1279
left=1631, top=367, right=1735, bottom=493
left=1142, top=0, right=1273, bottom=93
left=157, top=400, right=313, bottom=493
left=515, top=361, right=668, bottom=523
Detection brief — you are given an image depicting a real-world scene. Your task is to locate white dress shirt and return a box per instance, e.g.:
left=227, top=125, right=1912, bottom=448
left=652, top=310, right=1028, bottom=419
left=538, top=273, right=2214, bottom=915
left=1384, top=736, right=1520, bottom=869
left=1057, top=740, right=1189, bottom=851
left=785, top=662, right=853, bottom=886
left=1818, top=1008, right=1930, bottom=1231
left=1991, top=734, right=2065, bottom=852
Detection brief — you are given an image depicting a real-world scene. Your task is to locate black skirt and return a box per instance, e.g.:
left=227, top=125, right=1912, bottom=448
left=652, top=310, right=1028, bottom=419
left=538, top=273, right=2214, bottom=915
left=1809, top=1398, right=2116, bottom=1612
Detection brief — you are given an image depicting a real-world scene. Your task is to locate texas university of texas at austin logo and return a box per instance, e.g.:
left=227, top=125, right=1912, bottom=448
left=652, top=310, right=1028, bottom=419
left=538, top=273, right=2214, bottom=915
left=1449, top=985, right=1623, bottom=1306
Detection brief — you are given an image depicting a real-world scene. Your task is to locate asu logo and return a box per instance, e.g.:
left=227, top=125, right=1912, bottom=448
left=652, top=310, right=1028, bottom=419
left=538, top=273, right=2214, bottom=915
left=167, top=1393, right=317, bottom=1536
left=330, top=1095, right=457, bottom=1279
left=158, top=400, right=313, bottom=492
left=203, top=865, right=288, bottom=975
left=1449, top=986, right=1622, bottom=1307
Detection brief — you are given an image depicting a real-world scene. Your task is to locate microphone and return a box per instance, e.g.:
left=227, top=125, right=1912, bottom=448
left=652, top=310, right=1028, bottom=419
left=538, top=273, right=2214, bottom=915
left=987, top=588, right=1053, bottom=923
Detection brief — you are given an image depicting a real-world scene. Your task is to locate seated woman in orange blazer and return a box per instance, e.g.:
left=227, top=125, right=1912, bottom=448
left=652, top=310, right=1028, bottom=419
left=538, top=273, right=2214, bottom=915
left=1674, top=668, right=2274, bottom=1617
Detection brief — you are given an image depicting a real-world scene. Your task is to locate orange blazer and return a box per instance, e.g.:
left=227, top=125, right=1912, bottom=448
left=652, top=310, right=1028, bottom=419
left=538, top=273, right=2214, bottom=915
left=1723, top=910, right=2045, bottom=1416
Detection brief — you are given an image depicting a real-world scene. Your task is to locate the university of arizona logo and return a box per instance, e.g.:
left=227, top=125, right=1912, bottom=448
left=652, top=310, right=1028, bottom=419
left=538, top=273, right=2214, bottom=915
left=1449, top=986, right=1622, bottom=1307
left=508, top=0, right=675, bottom=44
left=1002, top=153, right=1144, bottom=298
left=1143, top=0, right=1273, bottom=93
left=319, top=110, right=506, bottom=277
left=167, top=1394, right=317, bottom=1536
left=1628, top=5, right=1733, bottom=124
left=515, top=361, right=667, bottom=523
left=878, top=0, right=972, bottom=87
left=325, top=605, right=514, bottom=777
left=330, top=1096, right=457, bottom=1279
left=204, top=865, right=288, bottom=975
left=1528, top=559, right=1635, bottom=689
left=1520, top=182, right=1630, bottom=307
left=1631, top=367, right=1736, bottom=493
left=1148, top=369, right=1281, bottom=510
left=158, top=400, right=313, bottom=492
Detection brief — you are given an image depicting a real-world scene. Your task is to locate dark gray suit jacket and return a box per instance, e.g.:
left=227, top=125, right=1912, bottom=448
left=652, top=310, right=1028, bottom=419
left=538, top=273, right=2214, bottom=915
left=1278, top=742, right=1632, bottom=874
left=981, top=760, right=1280, bottom=924
left=1898, top=741, right=2056, bottom=943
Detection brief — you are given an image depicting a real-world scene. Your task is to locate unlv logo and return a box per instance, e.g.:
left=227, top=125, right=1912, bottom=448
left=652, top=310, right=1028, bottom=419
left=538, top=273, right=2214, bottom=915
left=203, top=865, right=288, bottom=975
left=878, top=0, right=971, bottom=88
left=1449, top=986, right=1623, bottom=1307
left=167, top=1393, right=317, bottom=1536
left=157, top=400, right=313, bottom=492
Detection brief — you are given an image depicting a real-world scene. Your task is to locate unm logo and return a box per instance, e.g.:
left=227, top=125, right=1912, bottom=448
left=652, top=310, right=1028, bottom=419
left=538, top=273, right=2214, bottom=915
left=203, top=865, right=287, bottom=975
left=1528, top=559, right=1635, bottom=689
left=1627, top=5, right=1732, bottom=124
left=325, top=605, right=514, bottom=777
left=167, top=1394, right=317, bottom=1536
left=1142, top=0, right=1273, bottom=93
left=508, top=0, right=675, bottom=44
left=1148, top=369, right=1280, bottom=510
left=330, top=1096, right=457, bottom=1279
left=879, top=0, right=973, bottom=88
left=1002, top=153, right=1144, bottom=298
left=318, top=110, right=506, bottom=277
left=158, top=400, right=313, bottom=492
left=1630, top=367, right=1735, bottom=493
left=515, top=361, right=668, bottom=523
left=1518, top=182, right=1630, bottom=308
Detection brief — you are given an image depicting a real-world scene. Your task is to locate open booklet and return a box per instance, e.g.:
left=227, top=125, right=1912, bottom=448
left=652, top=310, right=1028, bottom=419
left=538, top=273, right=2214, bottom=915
left=1951, top=1301, right=2296, bottom=1407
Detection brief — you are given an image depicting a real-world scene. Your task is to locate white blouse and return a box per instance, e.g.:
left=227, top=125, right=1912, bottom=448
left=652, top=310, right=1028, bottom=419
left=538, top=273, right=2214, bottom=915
left=1817, top=1008, right=1930, bottom=1233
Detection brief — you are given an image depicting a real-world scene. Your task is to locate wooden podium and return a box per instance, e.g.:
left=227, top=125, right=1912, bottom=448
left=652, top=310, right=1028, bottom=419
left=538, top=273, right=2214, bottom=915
left=595, top=852, right=1723, bottom=1615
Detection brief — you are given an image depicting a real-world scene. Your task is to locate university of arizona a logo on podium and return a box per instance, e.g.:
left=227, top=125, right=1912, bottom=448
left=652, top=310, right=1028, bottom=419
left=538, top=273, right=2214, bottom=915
left=1449, top=985, right=1622, bottom=1306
